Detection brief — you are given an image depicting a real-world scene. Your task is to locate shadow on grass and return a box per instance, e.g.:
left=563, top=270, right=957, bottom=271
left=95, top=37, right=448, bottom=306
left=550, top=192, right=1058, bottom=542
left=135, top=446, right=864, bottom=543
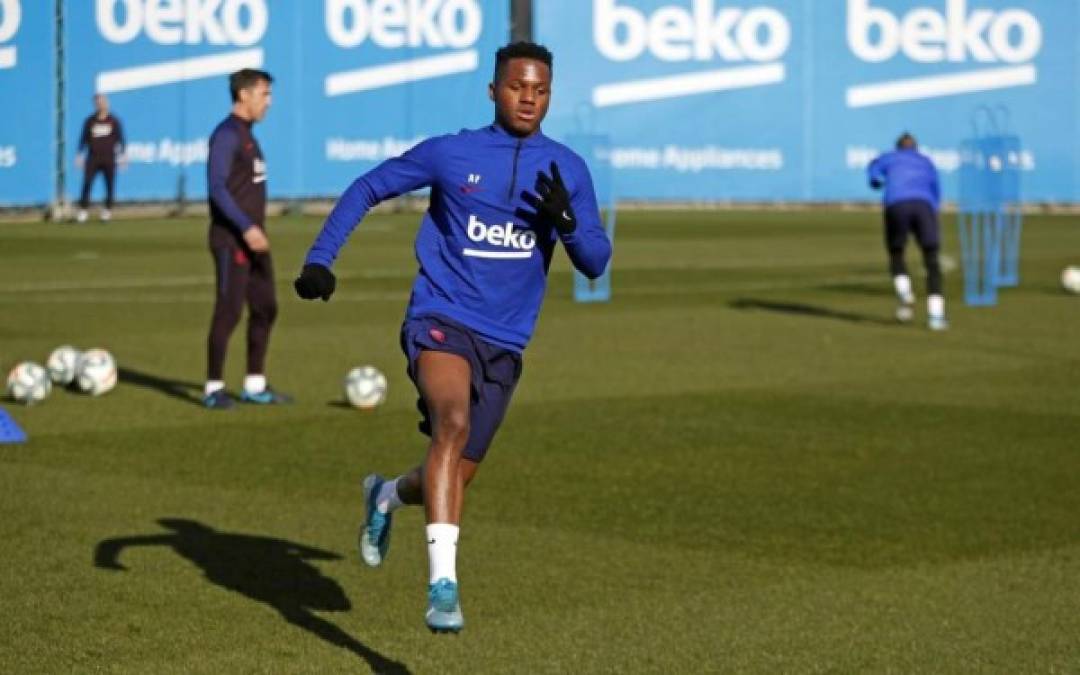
left=118, top=367, right=203, bottom=407
left=94, top=519, right=410, bottom=673
left=816, top=281, right=893, bottom=298
left=730, top=298, right=893, bottom=325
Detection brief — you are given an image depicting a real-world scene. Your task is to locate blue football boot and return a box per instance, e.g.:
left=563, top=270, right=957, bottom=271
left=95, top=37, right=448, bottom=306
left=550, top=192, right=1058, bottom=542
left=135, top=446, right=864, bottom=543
left=426, top=578, right=464, bottom=634
left=239, top=387, right=293, bottom=404
left=360, top=474, right=392, bottom=567
left=202, top=390, right=235, bottom=410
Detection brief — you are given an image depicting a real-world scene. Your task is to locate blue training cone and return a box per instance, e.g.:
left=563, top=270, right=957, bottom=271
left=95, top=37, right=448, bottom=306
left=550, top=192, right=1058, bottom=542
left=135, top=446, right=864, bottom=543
left=0, top=408, right=28, bottom=443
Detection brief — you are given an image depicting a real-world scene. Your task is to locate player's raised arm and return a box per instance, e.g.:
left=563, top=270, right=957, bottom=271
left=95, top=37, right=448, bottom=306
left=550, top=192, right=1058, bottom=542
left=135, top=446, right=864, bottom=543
left=527, top=159, right=611, bottom=279
left=868, top=155, right=886, bottom=190
left=93, top=534, right=173, bottom=571
left=295, top=139, right=439, bottom=301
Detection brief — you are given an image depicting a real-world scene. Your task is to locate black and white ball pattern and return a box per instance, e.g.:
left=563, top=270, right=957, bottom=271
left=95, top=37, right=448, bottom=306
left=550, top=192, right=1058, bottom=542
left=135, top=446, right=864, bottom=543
left=6, top=362, right=51, bottom=405
left=75, top=349, right=118, bottom=396
left=344, top=366, right=388, bottom=409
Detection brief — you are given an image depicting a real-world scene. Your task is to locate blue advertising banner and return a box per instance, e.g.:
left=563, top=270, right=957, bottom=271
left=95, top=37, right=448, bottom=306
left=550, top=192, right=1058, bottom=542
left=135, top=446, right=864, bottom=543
left=64, top=1, right=508, bottom=203
left=537, top=0, right=806, bottom=201
left=0, top=0, right=53, bottom=206
left=65, top=0, right=281, bottom=202
left=301, top=0, right=509, bottom=197
left=537, top=0, right=1080, bottom=203
left=809, top=0, right=1078, bottom=203
left=4, top=1, right=1078, bottom=206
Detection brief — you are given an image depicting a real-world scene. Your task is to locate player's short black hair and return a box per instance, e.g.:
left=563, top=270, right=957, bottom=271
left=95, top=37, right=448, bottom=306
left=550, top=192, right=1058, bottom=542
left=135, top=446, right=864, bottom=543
left=229, top=68, right=273, bottom=102
left=494, top=42, right=553, bottom=81
left=896, top=132, right=917, bottom=150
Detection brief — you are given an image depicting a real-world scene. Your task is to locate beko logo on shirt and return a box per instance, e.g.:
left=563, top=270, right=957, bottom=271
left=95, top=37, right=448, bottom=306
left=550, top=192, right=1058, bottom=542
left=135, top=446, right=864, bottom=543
left=463, top=214, right=536, bottom=260
left=0, top=0, right=20, bottom=70
left=591, top=0, right=790, bottom=108
left=324, top=0, right=484, bottom=97
left=845, top=0, right=1042, bottom=107
left=93, top=0, right=267, bottom=95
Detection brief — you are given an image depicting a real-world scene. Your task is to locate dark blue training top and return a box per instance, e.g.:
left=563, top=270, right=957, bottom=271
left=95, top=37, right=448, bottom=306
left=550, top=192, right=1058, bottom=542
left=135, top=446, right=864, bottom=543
left=305, top=123, right=613, bottom=352
left=867, top=148, right=940, bottom=210
left=207, top=114, right=267, bottom=234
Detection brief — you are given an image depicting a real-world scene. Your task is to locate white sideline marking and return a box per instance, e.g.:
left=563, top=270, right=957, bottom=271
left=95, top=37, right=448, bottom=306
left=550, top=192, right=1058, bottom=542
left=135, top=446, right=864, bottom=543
left=325, top=50, right=479, bottom=97
left=7, top=275, right=213, bottom=292
left=0, top=291, right=411, bottom=304
left=592, top=63, right=785, bottom=108
left=2, top=273, right=891, bottom=304
left=845, top=65, right=1037, bottom=108
left=96, top=49, right=265, bottom=94
left=4, top=269, right=416, bottom=294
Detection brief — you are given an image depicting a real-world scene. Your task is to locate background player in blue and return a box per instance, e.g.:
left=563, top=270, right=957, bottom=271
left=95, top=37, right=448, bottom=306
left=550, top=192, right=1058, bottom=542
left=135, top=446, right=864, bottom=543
left=203, top=69, right=291, bottom=409
left=294, top=42, right=612, bottom=633
left=868, top=132, right=948, bottom=331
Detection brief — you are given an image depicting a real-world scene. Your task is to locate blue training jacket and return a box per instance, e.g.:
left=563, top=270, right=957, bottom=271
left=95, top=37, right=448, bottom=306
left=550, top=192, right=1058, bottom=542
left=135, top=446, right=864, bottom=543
left=304, top=123, right=613, bottom=353
left=867, top=148, right=940, bottom=210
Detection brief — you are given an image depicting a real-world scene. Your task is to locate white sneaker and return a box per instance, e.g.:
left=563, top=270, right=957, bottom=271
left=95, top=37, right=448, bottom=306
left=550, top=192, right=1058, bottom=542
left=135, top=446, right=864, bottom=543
left=928, top=316, right=949, bottom=331
left=76, top=209, right=88, bottom=223
left=100, top=209, right=111, bottom=222
left=895, top=293, right=915, bottom=323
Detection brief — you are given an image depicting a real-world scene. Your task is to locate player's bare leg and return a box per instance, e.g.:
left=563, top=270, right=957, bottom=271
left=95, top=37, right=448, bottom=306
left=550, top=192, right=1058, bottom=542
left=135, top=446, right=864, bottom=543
left=412, top=350, right=471, bottom=632
left=360, top=369, right=481, bottom=567
left=360, top=351, right=472, bottom=632
left=394, top=458, right=479, bottom=516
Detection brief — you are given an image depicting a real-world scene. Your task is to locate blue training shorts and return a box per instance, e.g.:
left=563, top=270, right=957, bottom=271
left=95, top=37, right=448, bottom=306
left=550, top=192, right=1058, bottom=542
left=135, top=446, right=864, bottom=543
left=885, top=199, right=940, bottom=251
left=399, top=314, right=523, bottom=463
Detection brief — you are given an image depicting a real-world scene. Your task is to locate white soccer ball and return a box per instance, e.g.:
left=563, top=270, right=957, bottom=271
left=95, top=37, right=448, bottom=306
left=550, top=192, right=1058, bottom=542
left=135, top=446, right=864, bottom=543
left=46, top=345, right=82, bottom=385
left=1062, top=266, right=1080, bottom=295
left=6, top=361, right=51, bottom=405
left=344, top=366, right=388, bottom=409
left=75, top=348, right=118, bottom=396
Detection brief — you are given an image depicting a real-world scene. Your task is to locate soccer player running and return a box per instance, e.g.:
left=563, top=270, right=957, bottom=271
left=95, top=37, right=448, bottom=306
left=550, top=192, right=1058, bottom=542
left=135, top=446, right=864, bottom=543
left=868, top=132, right=948, bottom=331
left=75, top=94, right=126, bottom=223
left=294, top=42, right=611, bottom=633
left=203, top=69, right=290, bottom=409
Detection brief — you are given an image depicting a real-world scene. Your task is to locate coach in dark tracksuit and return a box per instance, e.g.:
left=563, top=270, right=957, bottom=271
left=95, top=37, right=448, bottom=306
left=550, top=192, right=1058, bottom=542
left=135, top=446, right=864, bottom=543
left=76, top=94, right=125, bottom=222
left=203, top=68, right=289, bottom=409
left=868, top=132, right=948, bottom=331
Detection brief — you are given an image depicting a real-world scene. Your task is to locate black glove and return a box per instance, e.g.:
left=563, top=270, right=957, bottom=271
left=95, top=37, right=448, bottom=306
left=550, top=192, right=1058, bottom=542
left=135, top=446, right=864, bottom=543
left=526, top=161, right=576, bottom=235
left=294, top=263, right=336, bottom=301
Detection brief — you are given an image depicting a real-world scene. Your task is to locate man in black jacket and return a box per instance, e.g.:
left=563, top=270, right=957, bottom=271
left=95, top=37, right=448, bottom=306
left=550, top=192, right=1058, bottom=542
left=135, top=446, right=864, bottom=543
left=75, top=94, right=125, bottom=223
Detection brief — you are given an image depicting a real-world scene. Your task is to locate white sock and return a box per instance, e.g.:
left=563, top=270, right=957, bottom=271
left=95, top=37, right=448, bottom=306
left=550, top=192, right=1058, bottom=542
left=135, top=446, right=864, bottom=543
left=243, top=374, right=266, bottom=394
left=928, top=294, right=945, bottom=318
left=893, top=274, right=914, bottom=303
left=426, top=523, right=459, bottom=584
left=204, top=380, right=225, bottom=396
left=376, top=477, right=404, bottom=514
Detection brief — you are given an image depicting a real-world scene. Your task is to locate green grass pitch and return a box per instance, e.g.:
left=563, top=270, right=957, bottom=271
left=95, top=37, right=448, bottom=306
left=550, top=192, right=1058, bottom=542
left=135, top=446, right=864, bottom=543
left=1, top=210, right=1078, bottom=673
